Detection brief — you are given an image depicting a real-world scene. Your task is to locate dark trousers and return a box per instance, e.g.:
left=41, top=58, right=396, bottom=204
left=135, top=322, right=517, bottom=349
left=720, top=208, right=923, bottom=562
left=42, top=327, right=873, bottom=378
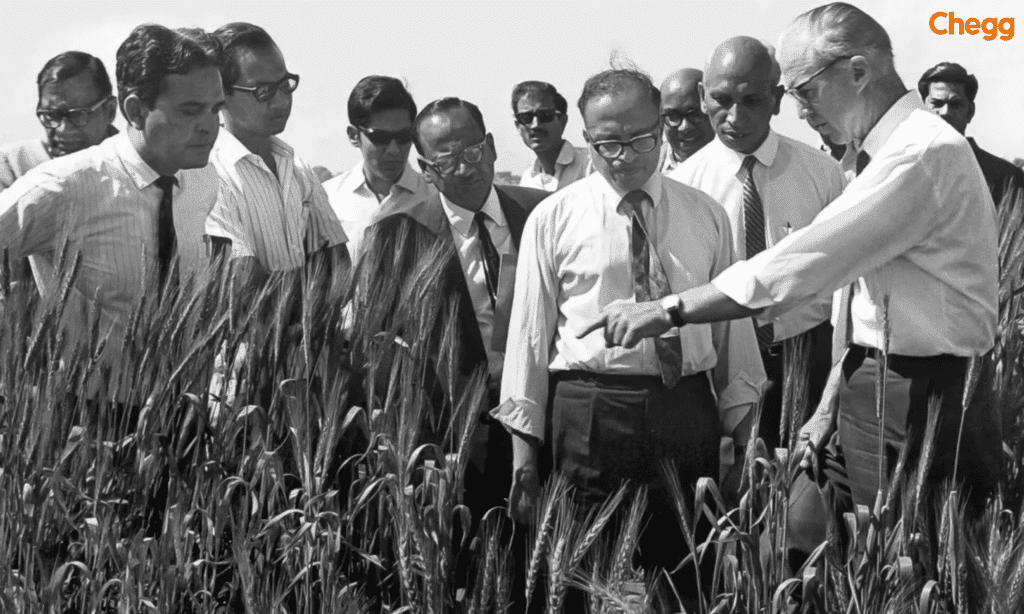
left=550, top=371, right=721, bottom=586
left=758, top=321, right=833, bottom=450
left=788, top=345, right=1001, bottom=558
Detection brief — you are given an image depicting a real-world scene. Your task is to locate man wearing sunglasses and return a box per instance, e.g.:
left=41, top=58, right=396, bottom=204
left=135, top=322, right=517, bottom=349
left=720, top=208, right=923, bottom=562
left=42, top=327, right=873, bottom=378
left=495, top=68, right=764, bottom=597
left=1, top=51, right=118, bottom=191
left=667, top=37, right=845, bottom=452
left=205, top=23, right=348, bottom=299
left=657, top=68, right=715, bottom=173
left=512, top=81, right=589, bottom=192
left=323, top=75, right=432, bottom=261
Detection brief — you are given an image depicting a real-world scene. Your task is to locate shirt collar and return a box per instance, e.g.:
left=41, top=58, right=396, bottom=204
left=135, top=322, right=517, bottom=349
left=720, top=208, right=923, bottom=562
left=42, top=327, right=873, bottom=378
left=555, top=139, right=577, bottom=166
left=859, top=90, right=921, bottom=158
left=709, top=128, right=779, bottom=175
left=440, top=185, right=504, bottom=237
left=593, top=168, right=664, bottom=212
left=114, top=131, right=164, bottom=190
left=215, top=129, right=293, bottom=167
left=343, top=161, right=423, bottom=197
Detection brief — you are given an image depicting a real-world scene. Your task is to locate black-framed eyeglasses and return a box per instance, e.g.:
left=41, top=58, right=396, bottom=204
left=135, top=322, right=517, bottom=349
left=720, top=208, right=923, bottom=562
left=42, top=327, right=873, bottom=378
left=786, top=56, right=852, bottom=105
left=586, top=122, right=661, bottom=160
left=36, top=96, right=112, bottom=129
left=661, top=109, right=707, bottom=128
left=358, top=126, right=415, bottom=146
left=231, top=73, right=300, bottom=103
left=514, top=109, right=562, bottom=126
left=418, top=135, right=489, bottom=177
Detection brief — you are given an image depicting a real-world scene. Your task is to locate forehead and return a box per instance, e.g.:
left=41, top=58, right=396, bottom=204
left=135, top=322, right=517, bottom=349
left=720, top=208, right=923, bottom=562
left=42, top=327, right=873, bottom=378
left=157, top=65, right=225, bottom=104
left=583, top=88, right=659, bottom=136
left=418, top=107, right=484, bottom=153
left=234, top=44, right=287, bottom=82
left=365, top=108, right=413, bottom=129
left=516, top=90, right=556, bottom=111
left=927, top=81, right=968, bottom=100
left=38, top=71, right=101, bottom=108
left=661, top=81, right=701, bottom=109
left=777, top=30, right=818, bottom=87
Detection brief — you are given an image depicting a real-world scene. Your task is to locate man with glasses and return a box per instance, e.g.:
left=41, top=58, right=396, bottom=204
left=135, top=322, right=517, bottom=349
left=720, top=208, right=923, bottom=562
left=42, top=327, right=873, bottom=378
left=356, top=97, right=547, bottom=526
left=658, top=68, right=715, bottom=173
left=205, top=23, right=348, bottom=298
left=1, top=51, right=118, bottom=191
left=579, top=3, right=1000, bottom=564
left=323, top=75, right=432, bottom=261
left=668, top=37, right=844, bottom=451
left=495, top=68, right=764, bottom=595
left=512, top=81, right=589, bottom=192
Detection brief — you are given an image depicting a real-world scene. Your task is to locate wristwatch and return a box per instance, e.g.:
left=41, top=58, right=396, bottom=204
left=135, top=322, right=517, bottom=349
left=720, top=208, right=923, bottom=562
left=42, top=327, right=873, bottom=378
left=660, top=294, right=686, bottom=328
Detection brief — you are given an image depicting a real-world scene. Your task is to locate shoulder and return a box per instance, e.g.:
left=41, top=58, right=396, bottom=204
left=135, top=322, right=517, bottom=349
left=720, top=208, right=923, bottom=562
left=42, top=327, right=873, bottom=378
left=495, top=183, right=549, bottom=211
left=662, top=176, right=728, bottom=225
left=776, top=133, right=841, bottom=170
left=974, top=144, right=1024, bottom=183
left=667, top=144, right=714, bottom=183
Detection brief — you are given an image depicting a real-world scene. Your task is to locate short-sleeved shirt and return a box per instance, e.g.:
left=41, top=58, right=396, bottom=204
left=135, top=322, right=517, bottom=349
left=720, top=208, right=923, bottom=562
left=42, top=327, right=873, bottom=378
left=205, top=130, right=347, bottom=272
left=518, top=140, right=590, bottom=192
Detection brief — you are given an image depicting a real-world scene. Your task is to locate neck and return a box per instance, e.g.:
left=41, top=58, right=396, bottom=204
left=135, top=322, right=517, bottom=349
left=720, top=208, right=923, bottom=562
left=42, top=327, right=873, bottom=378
left=535, top=141, right=562, bottom=174
left=128, top=127, right=178, bottom=176
left=363, top=165, right=398, bottom=199
left=450, top=187, right=491, bottom=213
left=854, top=80, right=907, bottom=143
left=224, top=119, right=273, bottom=160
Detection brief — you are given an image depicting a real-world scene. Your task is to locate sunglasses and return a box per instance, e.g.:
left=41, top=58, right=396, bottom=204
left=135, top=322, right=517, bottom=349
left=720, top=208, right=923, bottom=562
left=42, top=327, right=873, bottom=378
left=358, top=126, right=415, bottom=146
left=514, top=109, right=562, bottom=126
left=661, top=109, right=707, bottom=128
left=231, top=73, right=300, bottom=103
left=418, top=135, right=489, bottom=177
left=36, top=96, right=111, bottom=129
left=587, top=122, right=661, bottom=160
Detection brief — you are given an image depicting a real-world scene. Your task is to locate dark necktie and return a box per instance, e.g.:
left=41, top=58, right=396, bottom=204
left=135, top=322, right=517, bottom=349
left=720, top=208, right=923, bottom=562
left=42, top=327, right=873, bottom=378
left=153, top=175, right=178, bottom=286
left=474, top=211, right=500, bottom=309
left=741, top=155, right=775, bottom=352
left=833, top=150, right=873, bottom=363
left=624, top=190, right=682, bottom=389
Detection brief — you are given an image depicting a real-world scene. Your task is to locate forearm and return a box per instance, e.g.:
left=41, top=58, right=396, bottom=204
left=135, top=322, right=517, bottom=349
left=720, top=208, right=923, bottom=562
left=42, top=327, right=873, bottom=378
left=679, top=283, right=762, bottom=324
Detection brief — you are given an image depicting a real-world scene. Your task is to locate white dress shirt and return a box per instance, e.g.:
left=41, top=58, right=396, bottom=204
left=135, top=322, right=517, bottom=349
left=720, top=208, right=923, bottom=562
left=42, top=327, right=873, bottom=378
left=323, top=162, right=433, bottom=262
left=519, top=140, right=590, bottom=192
left=205, top=130, right=347, bottom=272
left=495, top=171, right=766, bottom=443
left=0, top=139, right=51, bottom=191
left=440, top=187, right=512, bottom=380
left=0, top=133, right=219, bottom=385
left=711, top=91, right=998, bottom=357
left=669, top=129, right=846, bottom=341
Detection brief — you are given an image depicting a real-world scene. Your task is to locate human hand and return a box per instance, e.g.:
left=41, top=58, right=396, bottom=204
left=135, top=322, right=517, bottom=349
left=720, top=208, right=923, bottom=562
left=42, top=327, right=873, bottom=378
left=508, top=432, right=541, bottom=525
left=576, top=300, right=674, bottom=349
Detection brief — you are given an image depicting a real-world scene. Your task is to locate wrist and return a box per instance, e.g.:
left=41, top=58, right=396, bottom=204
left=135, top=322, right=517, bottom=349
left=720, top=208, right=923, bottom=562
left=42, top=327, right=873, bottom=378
left=659, top=294, right=686, bottom=327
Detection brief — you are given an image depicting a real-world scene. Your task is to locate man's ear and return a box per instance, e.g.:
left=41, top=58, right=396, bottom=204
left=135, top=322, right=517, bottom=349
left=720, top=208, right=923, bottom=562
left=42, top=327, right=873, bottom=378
left=101, top=96, right=118, bottom=124
left=122, top=93, right=148, bottom=130
left=698, top=81, right=708, bottom=114
left=966, top=100, right=976, bottom=126
left=582, top=129, right=591, bottom=144
left=486, top=132, right=497, bottom=160
left=849, top=55, right=870, bottom=91
left=771, top=84, right=784, bottom=115
left=346, top=126, right=360, bottom=148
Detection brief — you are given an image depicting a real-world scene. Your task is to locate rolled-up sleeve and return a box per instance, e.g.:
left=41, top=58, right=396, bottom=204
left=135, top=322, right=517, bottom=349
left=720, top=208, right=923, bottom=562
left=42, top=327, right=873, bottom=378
left=205, top=179, right=256, bottom=261
left=492, top=206, right=559, bottom=443
left=301, top=166, right=348, bottom=252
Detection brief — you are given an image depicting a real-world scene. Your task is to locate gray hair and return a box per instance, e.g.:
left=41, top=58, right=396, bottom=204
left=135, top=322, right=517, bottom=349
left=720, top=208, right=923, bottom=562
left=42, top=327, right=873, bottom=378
left=782, top=2, right=896, bottom=74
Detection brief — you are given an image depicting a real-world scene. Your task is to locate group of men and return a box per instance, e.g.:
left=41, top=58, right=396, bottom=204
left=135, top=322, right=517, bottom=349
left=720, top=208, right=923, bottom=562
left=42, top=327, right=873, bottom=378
left=1, top=0, right=1022, bottom=602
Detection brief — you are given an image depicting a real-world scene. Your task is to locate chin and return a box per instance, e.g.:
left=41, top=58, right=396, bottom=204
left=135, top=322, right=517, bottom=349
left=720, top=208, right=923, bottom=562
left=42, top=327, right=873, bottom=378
left=179, top=151, right=213, bottom=170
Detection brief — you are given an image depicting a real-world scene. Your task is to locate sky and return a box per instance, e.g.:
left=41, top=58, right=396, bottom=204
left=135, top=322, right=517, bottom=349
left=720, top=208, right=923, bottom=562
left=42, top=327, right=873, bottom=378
left=1, top=0, right=1021, bottom=175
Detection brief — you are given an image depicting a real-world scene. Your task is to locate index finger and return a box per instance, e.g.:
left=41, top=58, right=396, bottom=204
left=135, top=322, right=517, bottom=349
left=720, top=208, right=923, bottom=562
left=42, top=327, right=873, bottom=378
left=575, top=315, right=608, bottom=339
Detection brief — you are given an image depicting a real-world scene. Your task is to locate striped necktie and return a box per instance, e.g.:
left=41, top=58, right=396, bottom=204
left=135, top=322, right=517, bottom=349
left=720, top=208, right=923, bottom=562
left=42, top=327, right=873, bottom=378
left=624, top=190, right=682, bottom=389
left=474, top=210, right=500, bottom=309
left=154, top=175, right=178, bottom=287
left=741, top=155, right=775, bottom=352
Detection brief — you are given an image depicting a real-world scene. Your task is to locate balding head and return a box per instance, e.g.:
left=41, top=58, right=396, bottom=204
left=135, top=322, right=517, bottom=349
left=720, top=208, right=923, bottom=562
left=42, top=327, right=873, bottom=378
left=700, top=36, right=783, bottom=154
left=659, top=68, right=714, bottom=162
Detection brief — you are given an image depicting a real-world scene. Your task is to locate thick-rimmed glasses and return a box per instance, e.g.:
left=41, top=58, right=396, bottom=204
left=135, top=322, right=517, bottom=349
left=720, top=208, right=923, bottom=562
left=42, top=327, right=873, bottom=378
left=586, top=123, right=660, bottom=160
left=419, top=135, right=488, bottom=177
left=36, top=96, right=111, bottom=129
left=661, top=109, right=707, bottom=128
left=232, top=73, right=300, bottom=103
left=786, top=56, right=852, bottom=104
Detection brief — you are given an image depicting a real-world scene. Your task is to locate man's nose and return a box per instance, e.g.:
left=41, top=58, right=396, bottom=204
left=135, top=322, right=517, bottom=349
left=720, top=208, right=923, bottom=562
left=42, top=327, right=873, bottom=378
left=619, top=146, right=641, bottom=163
left=384, top=139, right=402, bottom=155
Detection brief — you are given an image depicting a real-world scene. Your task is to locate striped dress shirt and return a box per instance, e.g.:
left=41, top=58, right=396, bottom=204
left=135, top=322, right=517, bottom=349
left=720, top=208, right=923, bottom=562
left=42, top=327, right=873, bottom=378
left=205, top=131, right=347, bottom=272
left=669, top=130, right=846, bottom=341
left=0, top=132, right=220, bottom=389
left=323, top=162, right=433, bottom=263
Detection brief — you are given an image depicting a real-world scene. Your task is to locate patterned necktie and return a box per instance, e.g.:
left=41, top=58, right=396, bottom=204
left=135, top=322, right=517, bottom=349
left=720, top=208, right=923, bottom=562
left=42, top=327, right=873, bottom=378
left=624, top=190, right=682, bottom=389
left=741, top=155, right=775, bottom=352
left=153, top=175, right=178, bottom=286
left=833, top=150, right=872, bottom=363
left=474, top=211, right=500, bottom=309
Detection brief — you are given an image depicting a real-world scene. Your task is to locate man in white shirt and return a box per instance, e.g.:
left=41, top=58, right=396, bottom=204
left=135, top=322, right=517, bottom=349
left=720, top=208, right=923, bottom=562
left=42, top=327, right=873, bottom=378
left=584, top=3, right=1001, bottom=551
left=323, top=75, right=433, bottom=262
left=0, top=25, right=224, bottom=398
left=205, top=23, right=348, bottom=302
left=669, top=37, right=845, bottom=450
left=658, top=68, right=715, bottom=173
left=513, top=81, right=589, bottom=192
left=496, top=69, right=765, bottom=589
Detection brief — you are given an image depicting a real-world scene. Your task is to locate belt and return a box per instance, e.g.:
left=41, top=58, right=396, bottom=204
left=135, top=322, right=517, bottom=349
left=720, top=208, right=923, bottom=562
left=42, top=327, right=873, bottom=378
left=551, top=370, right=708, bottom=388
left=847, top=344, right=966, bottom=377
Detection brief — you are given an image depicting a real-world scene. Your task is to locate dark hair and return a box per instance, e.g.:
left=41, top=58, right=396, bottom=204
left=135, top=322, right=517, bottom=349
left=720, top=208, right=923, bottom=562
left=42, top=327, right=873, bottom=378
left=213, top=22, right=276, bottom=90
left=577, top=68, right=660, bottom=117
left=413, top=97, right=487, bottom=155
left=115, top=24, right=223, bottom=120
left=37, top=51, right=112, bottom=100
left=511, top=81, right=568, bottom=114
left=917, top=62, right=978, bottom=102
left=348, top=75, right=417, bottom=127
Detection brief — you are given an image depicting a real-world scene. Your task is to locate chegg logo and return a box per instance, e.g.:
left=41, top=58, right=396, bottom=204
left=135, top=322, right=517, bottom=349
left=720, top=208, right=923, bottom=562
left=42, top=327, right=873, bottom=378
left=930, top=12, right=1014, bottom=40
